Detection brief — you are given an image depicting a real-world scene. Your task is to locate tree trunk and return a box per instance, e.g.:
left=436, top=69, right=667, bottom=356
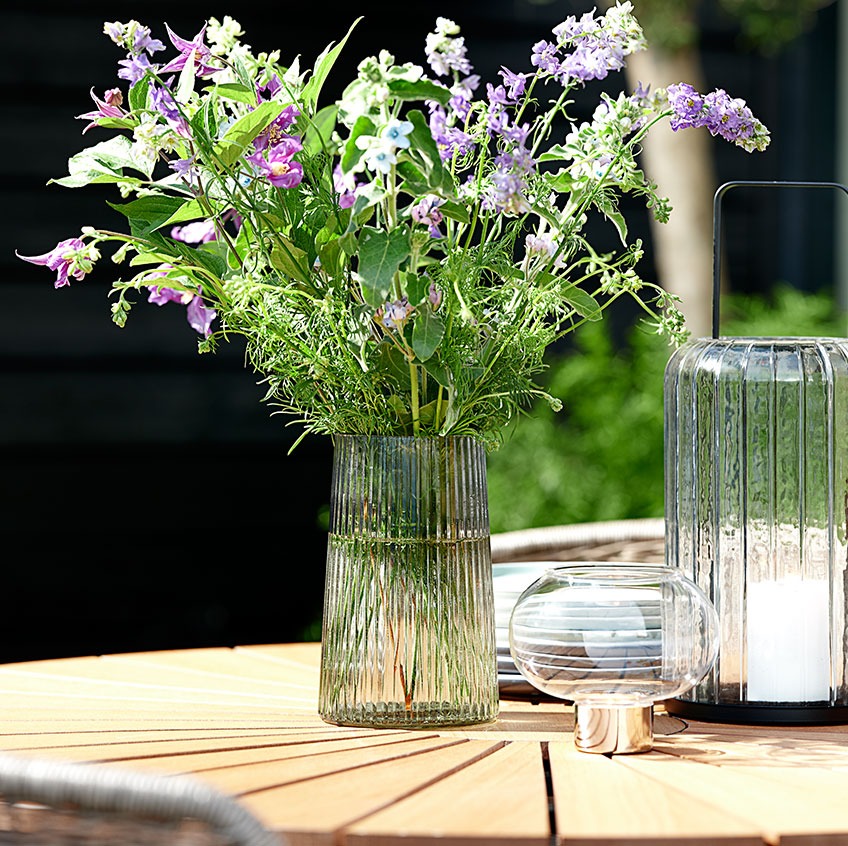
left=625, top=46, right=717, bottom=339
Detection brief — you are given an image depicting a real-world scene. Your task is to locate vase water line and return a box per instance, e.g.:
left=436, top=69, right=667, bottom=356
left=318, top=435, right=499, bottom=728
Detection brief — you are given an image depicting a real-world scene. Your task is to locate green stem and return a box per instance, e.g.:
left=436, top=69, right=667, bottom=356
left=410, top=360, right=420, bottom=436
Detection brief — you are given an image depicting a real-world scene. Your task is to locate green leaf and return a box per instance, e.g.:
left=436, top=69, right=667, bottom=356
left=357, top=226, right=410, bottom=307
left=405, top=109, right=453, bottom=194
left=346, top=182, right=386, bottom=233
left=302, top=104, right=339, bottom=156
left=270, top=237, right=311, bottom=283
left=404, top=272, right=430, bottom=305
left=386, top=78, right=451, bottom=104
left=212, top=100, right=284, bottom=167
left=346, top=304, right=373, bottom=366
left=422, top=357, right=452, bottom=388
left=340, top=114, right=376, bottom=174
left=128, top=76, right=150, bottom=112
left=107, top=195, right=189, bottom=236
left=50, top=136, right=152, bottom=188
left=545, top=169, right=577, bottom=194
left=376, top=342, right=412, bottom=384
left=155, top=198, right=211, bottom=230
left=438, top=200, right=471, bottom=224
left=411, top=302, right=444, bottom=361
left=605, top=209, right=628, bottom=245
left=301, top=17, right=361, bottom=111
left=561, top=283, right=602, bottom=320
left=537, top=144, right=571, bottom=163
left=210, top=82, right=258, bottom=106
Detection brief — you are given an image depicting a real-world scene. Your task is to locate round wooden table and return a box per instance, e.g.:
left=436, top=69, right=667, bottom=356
left=0, top=641, right=845, bottom=845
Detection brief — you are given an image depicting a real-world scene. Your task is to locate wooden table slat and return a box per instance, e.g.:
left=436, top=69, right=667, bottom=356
left=0, top=642, right=847, bottom=845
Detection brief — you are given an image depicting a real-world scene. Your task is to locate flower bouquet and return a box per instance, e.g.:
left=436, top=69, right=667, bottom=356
left=17, top=3, right=769, bottom=727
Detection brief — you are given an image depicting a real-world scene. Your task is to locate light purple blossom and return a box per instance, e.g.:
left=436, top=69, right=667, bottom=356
left=666, top=82, right=769, bottom=151
left=410, top=196, right=444, bottom=238
left=425, top=18, right=473, bottom=77
left=186, top=295, right=217, bottom=337
left=118, top=52, right=153, bottom=84
left=499, top=68, right=529, bottom=102
left=428, top=282, right=442, bottom=310
left=132, top=26, right=166, bottom=56
left=147, top=278, right=217, bottom=337
left=247, top=136, right=304, bottom=188
left=559, top=42, right=625, bottom=82
left=151, top=82, right=189, bottom=136
left=378, top=297, right=414, bottom=331
left=253, top=105, right=301, bottom=152
left=333, top=165, right=362, bottom=209
left=530, top=41, right=560, bottom=77
left=76, top=87, right=125, bottom=134
left=525, top=233, right=556, bottom=257
left=16, top=238, right=94, bottom=288
left=159, top=23, right=220, bottom=77
left=171, top=220, right=217, bottom=243
left=103, top=21, right=164, bottom=56
left=667, top=82, right=705, bottom=130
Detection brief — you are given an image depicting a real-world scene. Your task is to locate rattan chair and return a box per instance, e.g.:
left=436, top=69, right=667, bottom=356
left=491, top=516, right=666, bottom=564
left=0, top=753, right=277, bottom=845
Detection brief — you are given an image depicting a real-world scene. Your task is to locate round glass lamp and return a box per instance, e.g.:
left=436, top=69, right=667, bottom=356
left=509, top=564, right=719, bottom=753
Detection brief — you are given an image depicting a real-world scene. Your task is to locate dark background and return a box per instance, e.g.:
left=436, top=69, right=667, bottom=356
left=0, top=1, right=838, bottom=663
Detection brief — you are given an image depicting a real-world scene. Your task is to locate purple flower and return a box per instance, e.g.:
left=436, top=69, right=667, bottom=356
left=246, top=136, right=304, bottom=188
left=411, top=196, right=444, bottom=238
left=377, top=297, right=413, bottom=331
left=333, top=164, right=362, bottom=209
left=499, top=67, right=528, bottom=102
left=76, top=87, right=125, bottom=134
left=132, top=26, right=165, bottom=56
left=559, top=43, right=624, bottom=83
left=253, top=104, right=301, bottom=152
left=16, top=238, right=94, bottom=288
left=171, top=220, right=217, bottom=243
left=186, top=295, right=217, bottom=337
left=151, top=82, right=189, bottom=135
left=428, top=282, right=442, bottom=310
left=667, top=82, right=706, bottom=131
left=530, top=40, right=560, bottom=77
left=159, top=23, right=220, bottom=78
left=147, top=279, right=217, bottom=337
left=147, top=283, right=191, bottom=306
left=703, top=89, right=754, bottom=143
left=117, top=52, right=153, bottom=84
left=666, top=82, right=769, bottom=151
left=425, top=18, right=473, bottom=77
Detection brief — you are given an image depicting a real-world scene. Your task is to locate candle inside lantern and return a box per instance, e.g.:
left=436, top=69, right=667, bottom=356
left=746, top=579, right=830, bottom=703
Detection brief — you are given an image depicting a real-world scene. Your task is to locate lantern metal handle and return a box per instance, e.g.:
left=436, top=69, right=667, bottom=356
left=711, top=180, right=848, bottom=338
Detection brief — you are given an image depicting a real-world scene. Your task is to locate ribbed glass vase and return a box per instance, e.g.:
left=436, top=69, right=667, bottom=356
left=318, top=434, right=499, bottom=728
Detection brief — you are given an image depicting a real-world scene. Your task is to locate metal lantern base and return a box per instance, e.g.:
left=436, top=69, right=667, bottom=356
left=665, top=699, right=848, bottom=726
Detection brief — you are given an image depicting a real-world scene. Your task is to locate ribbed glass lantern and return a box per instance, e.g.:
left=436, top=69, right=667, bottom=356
left=664, top=181, right=848, bottom=724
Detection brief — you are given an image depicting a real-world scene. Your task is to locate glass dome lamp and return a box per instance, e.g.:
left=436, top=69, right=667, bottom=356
left=508, top=564, right=719, bottom=754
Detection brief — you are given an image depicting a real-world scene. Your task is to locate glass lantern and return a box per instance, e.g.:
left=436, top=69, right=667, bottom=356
left=508, top=564, right=719, bottom=753
left=664, top=180, right=848, bottom=724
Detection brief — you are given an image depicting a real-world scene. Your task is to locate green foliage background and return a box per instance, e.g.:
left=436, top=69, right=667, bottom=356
left=486, top=285, right=848, bottom=533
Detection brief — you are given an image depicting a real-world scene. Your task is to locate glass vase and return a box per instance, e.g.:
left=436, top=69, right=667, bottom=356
left=318, top=434, right=499, bottom=728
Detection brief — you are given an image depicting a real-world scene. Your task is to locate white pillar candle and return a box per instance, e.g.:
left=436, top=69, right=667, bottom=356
left=746, top=579, right=830, bottom=702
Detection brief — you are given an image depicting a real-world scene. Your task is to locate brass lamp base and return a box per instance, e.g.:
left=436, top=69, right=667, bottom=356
left=574, top=704, right=653, bottom=754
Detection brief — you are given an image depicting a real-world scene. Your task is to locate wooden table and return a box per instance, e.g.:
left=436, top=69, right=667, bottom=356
left=0, top=642, right=846, bottom=845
